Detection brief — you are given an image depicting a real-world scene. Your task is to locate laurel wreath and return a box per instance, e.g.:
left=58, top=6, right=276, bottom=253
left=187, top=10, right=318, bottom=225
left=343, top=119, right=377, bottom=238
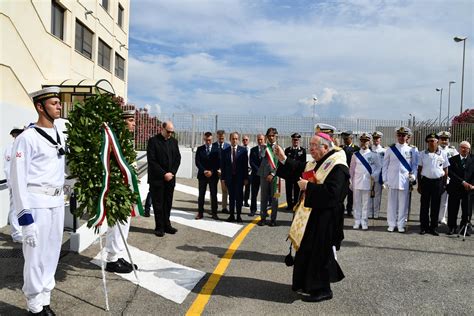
left=66, top=94, right=138, bottom=227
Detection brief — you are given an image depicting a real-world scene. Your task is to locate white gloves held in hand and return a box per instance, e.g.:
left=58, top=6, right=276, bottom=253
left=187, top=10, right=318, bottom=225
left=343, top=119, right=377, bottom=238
left=22, top=223, right=38, bottom=248
left=408, top=174, right=416, bottom=182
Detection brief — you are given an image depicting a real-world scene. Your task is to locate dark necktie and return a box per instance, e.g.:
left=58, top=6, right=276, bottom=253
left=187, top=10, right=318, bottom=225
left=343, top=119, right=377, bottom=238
left=206, top=146, right=210, bottom=155
left=232, top=147, right=236, bottom=174
left=461, top=158, right=466, bottom=169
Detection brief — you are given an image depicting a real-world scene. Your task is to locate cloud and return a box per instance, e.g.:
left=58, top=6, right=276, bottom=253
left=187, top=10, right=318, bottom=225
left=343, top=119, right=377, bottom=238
left=127, top=0, right=473, bottom=121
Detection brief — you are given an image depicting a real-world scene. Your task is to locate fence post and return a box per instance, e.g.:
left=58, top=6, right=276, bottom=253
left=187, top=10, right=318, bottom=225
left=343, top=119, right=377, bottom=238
left=191, top=114, right=196, bottom=149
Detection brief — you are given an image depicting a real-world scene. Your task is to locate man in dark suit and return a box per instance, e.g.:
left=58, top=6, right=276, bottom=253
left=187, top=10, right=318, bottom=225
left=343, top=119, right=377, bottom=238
left=242, top=135, right=251, bottom=207
left=221, top=132, right=249, bottom=223
left=147, top=121, right=181, bottom=237
left=284, top=133, right=307, bottom=210
left=341, top=131, right=360, bottom=216
left=195, top=132, right=219, bottom=220
left=249, top=134, right=265, bottom=216
left=211, top=130, right=230, bottom=214
left=447, top=141, right=474, bottom=235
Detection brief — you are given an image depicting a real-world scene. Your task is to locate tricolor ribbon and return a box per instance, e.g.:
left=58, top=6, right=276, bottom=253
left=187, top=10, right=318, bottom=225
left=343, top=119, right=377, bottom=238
left=265, top=143, right=280, bottom=198
left=89, top=123, right=144, bottom=228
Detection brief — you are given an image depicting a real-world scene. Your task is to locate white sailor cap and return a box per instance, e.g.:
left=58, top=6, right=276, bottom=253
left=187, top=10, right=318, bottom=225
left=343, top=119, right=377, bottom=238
left=314, top=123, right=336, bottom=134
left=29, top=86, right=61, bottom=104
left=395, top=126, right=411, bottom=135
left=437, top=131, right=451, bottom=138
left=359, top=132, right=371, bottom=141
left=122, top=109, right=135, bottom=119
left=372, top=131, right=383, bottom=138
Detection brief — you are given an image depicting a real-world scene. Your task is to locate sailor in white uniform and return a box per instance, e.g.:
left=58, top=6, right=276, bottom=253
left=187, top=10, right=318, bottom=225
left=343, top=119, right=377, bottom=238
left=10, top=87, right=65, bottom=315
left=382, top=127, right=418, bottom=233
left=3, top=127, right=24, bottom=242
left=104, top=110, right=138, bottom=274
left=350, top=133, right=381, bottom=230
left=368, top=131, right=386, bottom=219
left=437, top=131, right=459, bottom=224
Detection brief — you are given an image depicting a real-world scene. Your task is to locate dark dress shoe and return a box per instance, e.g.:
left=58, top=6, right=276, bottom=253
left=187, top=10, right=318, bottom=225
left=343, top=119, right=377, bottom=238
left=106, top=260, right=133, bottom=273
left=28, top=310, right=45, bottom=316
left=419, top=230, right=427, bottom=235
left=302, top=290, right=333, bottom=302
left=43, top=305, right=55, bottom=316
left=226, top=215, right=236, bottom=222
left=244, top=202, right=250, bottom=207
left=269, top=220, right=277, bottom=227
left=222, top=208, right=229, bottom=214
left=165, top=227, right=178, bottom=234
left=212, top=214, right=219, bottom=220
left=286, top=206, right=293, bottom=211
left=195, top=213, right=203, bottom=220
left=248, top=212, right=256, bottom=217
left=155, top=230, right=165, bottom=237
left=257, top=219, right=266, bottom=226
left=429, top=229, right=439, bottom=236
left=118, top=258, right=138, bottom=270
left=144, top=210, right=150, bottom=217
left=236, top=216, right=243, bottom=223
left=447, top=228, right=456, bottom=235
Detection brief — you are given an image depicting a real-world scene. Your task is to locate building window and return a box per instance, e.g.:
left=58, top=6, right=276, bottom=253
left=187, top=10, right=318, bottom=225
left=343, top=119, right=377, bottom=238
left=98, top=39, right=111, bottom=71
left=118, top=4, right=124, bottom=27
left=75, top=20, right=93, bottom=59
left=115, top=53, right=125, bottom=80
left=101, top=0, right=109, bottom=11
left=51, top=1, right=64, bottom=40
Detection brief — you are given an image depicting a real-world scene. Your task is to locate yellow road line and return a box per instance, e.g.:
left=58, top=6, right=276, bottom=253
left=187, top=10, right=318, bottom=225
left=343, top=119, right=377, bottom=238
left=185, top=203, right=287, bottom=316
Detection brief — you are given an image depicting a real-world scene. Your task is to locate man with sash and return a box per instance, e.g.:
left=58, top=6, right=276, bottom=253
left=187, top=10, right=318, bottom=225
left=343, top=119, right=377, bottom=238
left=275, top=132, right=348, bottom=302
left=368, top=131, right=386, bottom=219
left=437, top=131, right=459, bottom=225
left=257, top=127, right=280, bottom=227
left=10, top=87, right=65, bottom=315
left=382, top=127, right=418, bottom=233
left=104, top=110, right=138, bottom=273
left=349, top=133, right=381, bottom=230
left=341, top=131, right=360, bottom=217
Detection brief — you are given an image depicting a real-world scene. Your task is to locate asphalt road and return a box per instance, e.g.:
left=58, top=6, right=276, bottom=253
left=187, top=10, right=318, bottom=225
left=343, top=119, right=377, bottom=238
left=1, top=178, right=473, bottom=315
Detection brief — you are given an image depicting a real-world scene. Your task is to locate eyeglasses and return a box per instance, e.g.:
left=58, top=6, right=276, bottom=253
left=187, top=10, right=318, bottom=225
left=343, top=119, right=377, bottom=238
left=165, top=129, right=174, bottom=134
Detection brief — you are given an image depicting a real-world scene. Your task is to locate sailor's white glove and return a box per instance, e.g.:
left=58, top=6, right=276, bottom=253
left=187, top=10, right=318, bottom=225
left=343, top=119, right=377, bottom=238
left=22, top=223, right=38, bottom=248
left=408, top=174, right=416, bottom=182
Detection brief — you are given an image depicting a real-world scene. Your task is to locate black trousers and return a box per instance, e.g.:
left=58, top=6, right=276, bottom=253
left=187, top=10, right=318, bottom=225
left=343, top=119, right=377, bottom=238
left=447, top=191, right=470, bottom=229
left=227, top=177, right=244, bottom=217
left=250, top=174, right=260, bottom=213
left=144, top=192, right=152, bottom=210
left=285, top=180, right=300, bottom=209
left=345, top=190, right=353, bottom=213
left=243, top=176, right=251, bottom=204
left=150, top=182, right=175, bottom=232
left=419, top=177, right=443, bottom=230
left=198, top=176, right=218, bottom=215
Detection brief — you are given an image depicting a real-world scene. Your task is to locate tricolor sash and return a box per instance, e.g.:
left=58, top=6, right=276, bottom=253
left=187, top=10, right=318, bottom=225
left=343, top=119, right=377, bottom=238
left=89, top=123, right=144, bottom=228
left=265, top=143, right=280, bottom=197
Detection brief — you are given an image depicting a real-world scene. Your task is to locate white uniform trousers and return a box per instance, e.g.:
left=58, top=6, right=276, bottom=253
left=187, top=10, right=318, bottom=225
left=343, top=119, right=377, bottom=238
left=105, top=217, right=131, bottom=262
left=23, top=206, right=64, bottom=313
left=9, top=188, right=22, bottom=241
left=387, top=188, right=409, bottom=229
left=438, top=191, right=448, bottom=223
left=353, top=189, right=370, bottom=227
left=367, top=182, right=383, bottom=218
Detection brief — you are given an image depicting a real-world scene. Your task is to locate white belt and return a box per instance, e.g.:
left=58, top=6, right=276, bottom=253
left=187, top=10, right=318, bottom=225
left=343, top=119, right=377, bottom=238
left=27, top=185, right=63, bottom=196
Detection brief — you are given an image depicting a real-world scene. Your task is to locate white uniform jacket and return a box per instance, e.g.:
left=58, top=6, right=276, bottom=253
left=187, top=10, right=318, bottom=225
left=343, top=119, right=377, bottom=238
left=350, top=148, right=381, bottom=191
left=382, top=143, right=418, bottom=190
left=10, top=127, right=65, bottom=225
left=3, top=142, right=13, bottom=187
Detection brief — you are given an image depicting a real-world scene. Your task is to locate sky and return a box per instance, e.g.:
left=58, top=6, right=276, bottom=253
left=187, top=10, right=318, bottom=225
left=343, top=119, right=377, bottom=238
left=127, top=0, right=473, bottom=121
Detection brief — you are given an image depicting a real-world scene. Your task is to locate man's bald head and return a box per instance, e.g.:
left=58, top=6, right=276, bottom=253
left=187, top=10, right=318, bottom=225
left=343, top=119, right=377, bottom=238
left=161, top=121, right=175, bottom=139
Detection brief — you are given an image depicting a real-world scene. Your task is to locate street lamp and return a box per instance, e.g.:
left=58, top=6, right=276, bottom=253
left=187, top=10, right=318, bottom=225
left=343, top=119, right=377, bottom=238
left=312, top=96, right=318, bottom=118
left=447, top=81, right=456, bottom=125
left=436, top=88, right=443, bottom=126
left=454, top=36, right=467, bottom=114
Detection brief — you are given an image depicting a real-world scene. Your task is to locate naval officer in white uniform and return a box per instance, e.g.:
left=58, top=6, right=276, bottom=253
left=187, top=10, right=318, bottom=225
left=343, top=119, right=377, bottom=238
left=382, top=127, right=418, bottom=233
left=10, top=87, right=65, bottom=315
left=368, top=131, right=386, bottom=219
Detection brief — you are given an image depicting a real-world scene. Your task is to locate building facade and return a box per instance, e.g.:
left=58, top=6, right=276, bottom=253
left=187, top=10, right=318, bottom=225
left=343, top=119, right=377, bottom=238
left=0, top=0, right=130, bottom=227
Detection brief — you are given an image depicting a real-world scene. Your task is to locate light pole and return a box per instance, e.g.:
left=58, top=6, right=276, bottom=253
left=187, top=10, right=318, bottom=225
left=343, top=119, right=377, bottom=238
left=312, top=96, right=318, bottom=118
left=454, top=36, right=467, bottom=114
left=436, top=88, right=443, bottom=126
left=447, top=81, right=455, bottom=125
